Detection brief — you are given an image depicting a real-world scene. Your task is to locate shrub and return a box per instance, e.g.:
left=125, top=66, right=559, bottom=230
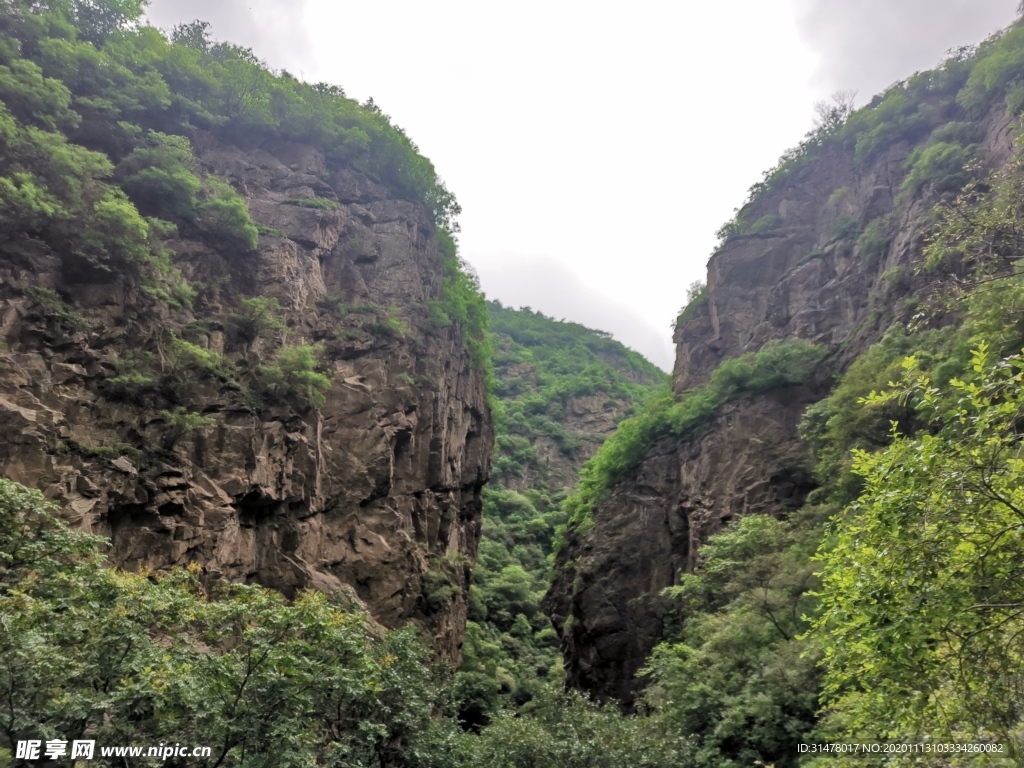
left=363, top=304, right=412, bottom=338
left=675, top=281, right=707, bottom=328
left=229, top=295, right=286, bottom=346
left=166, top=333, right=234, bottom=381
left=0, top=476, right=456, bottom=767
left=104, top=372, right=157, bottom=401
left=259, top=342, right=331, bottom=409
left=27, top=286, right=87, bottom=330
left=255, top=223, right=285, bottom=237
left=196, top=178, right=258, bottom=251
left=830, top=214, right=860, bottom=243
left=855, top=216, right=891, bottom=267
left=436, top=229, right=491, bottom=373
left=747, top=213, right=782, bottom=234
left=159, top=407, right=217, bottom=448
left=901, top=141, right=981, bottom=197
left=115, top=131, right=201, bottom=219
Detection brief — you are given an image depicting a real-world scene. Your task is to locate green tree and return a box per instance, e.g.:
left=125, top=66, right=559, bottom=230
left=259, top=342, right=331, bottom=409
left=810, top=346, right=1024, bottom=761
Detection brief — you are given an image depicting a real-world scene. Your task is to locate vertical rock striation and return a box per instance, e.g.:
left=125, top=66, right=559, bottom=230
left=0, top=135, right=493, bottom=662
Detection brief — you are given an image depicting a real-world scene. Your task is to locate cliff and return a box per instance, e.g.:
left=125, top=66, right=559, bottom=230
left=545, top=53, right=1021, bottom=704
left=0, top=134, right=492, bottom=661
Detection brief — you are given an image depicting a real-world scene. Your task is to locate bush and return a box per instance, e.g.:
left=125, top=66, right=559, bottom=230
left=901, top=140, right=980, bottom=197
left=104, top=372, right=157, bottom=400
left=255, top=223, right=285, bottom=237
left=229, top=295, right=286, bottom=346
left=159, top=407, right=217, bottom=448
left=259, top=342, right=331, bottom=409
left=115, top=131, right=201, bottom=219
left=855, top=216, right=891, bottom=267
left=830, top=214, right=860, bottom=243
left=675, top=281, right=707, bottom=328
left=747, top=213, right=782, bottom=234
left=196, top=178, right=258, bottom=251
left=167, top=333, right=234, bottom=382
left=27, top=286, right=87, bottom=330
left=0, top=476, right=457, bottom=767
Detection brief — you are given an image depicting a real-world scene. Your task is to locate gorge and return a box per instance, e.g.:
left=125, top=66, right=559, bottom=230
left=3, top=2, right=1024, bottom=767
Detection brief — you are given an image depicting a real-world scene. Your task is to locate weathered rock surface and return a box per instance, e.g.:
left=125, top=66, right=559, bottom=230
left=0, top=135, right=492, bottom=662
left=546, top=103, right=1017, bottom=704
left=500, top=391, right=640, bottom=495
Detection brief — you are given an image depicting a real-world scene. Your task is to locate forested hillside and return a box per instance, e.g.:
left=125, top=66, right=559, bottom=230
left=7, top=1, right=1024, bottom=767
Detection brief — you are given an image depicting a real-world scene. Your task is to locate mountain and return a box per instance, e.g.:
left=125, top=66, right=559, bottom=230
left=544, top=17, right=1024, bottom=765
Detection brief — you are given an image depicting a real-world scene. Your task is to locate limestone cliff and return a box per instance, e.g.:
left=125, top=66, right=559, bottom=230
left=545, top=97, right=1019, bottom=703
left=0, top=135, right=492, bottom=662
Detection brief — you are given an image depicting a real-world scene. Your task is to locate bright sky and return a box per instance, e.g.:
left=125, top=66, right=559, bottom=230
left=147, top=0, right=1021, bottom=370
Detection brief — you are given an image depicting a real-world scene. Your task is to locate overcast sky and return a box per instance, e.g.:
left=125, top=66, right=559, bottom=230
left=147, top=0, right=1020, bottom=370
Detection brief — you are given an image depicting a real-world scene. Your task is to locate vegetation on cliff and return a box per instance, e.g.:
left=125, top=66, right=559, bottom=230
left=457, top=302, right=663, bottom=725
left=0, top=0, right=484, bottom=361
left=558, top=338, right=826, bottom=547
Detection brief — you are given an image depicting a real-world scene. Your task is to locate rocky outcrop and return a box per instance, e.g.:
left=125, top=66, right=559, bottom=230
left=501, top=391, right=640, bottom=495
left=546, top=103, right=1018, bottom=704
left=0, top=134, right=492, bottom=662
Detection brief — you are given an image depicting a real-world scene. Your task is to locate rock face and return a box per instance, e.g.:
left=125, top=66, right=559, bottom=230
left=545, top=103, right=1017, bottom=705
left=0, top=135, right=493, bottom=662
left=499, top=390, right=641, bottom=495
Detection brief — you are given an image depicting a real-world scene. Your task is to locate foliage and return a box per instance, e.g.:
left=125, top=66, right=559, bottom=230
left=166, top=332, right=234, bottom=381
left=0, top=477, right=459, bottom=767
left=958, top=25, right=1024, bottom=115
left=441, top=687, right=692, bottom=768
left=364, top=304, right=412, bottom=338
left=560, top=340, right=826, bottom=542
left=196, top=177, right=258, bottom=251
left=676, top=280, right=708, bottom=328
left=255, top=222, right=284, bottom=236
left=27, top=285, right=87, bottom=329
left=643, top=509, right=828, bottom=768
left=158, top=406, right=216, bottom=448
left=809, top=346, right=1024, bottom=760
left=0, top=0, right=466, bottom=327
left=901, top=140, right=981, bottom=197
left=259, top=342, right=331, bottom=409
left=435, top=230, right=491, bottom=373
left=229, top=294, right=286, bottom=346
left=115, top=129, right=200, bottom=218
left=855, top=216, right=891, bottom=267
left=748, top=213, right=782, bottom=235
left=460, top=304, right=664, bottom=721
left=830, top=214, right=859, bottom=243
left=103, top=371, right=156, bottom=401
left=923, top=135, right=1024, bottom=294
